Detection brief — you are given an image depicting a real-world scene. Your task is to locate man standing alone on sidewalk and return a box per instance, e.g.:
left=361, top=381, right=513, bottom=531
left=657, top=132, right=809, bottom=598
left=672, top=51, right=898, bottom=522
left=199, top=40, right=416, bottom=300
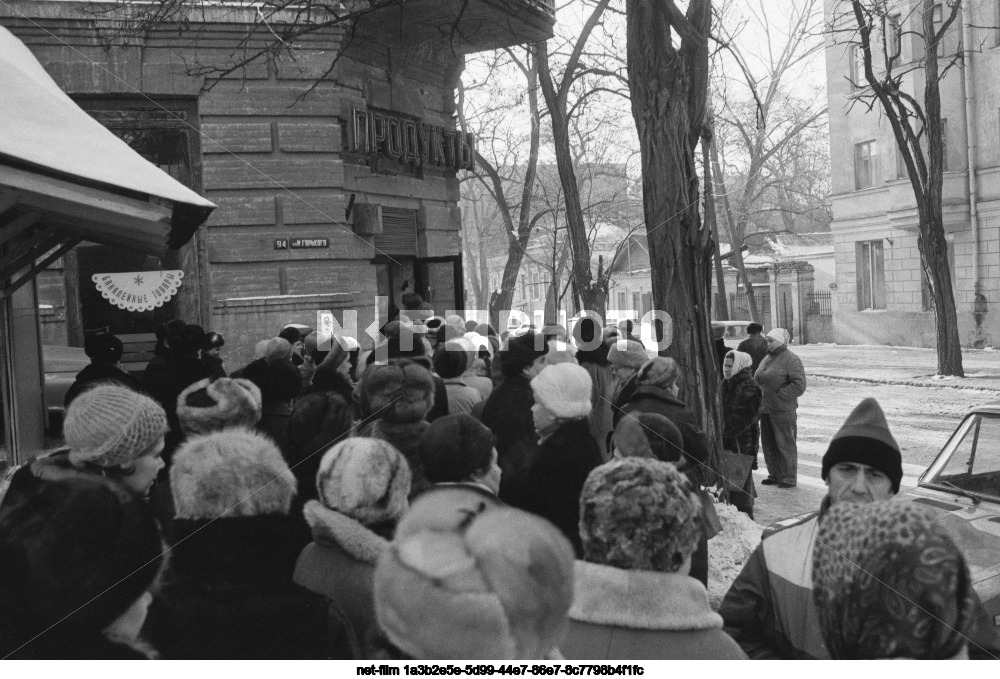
left=754, top=328, right=806, bottom=488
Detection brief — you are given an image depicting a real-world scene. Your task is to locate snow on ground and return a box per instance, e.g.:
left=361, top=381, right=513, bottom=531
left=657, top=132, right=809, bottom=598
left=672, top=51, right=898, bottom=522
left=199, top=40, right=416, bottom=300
left=707, top=501, right=762, bottom=610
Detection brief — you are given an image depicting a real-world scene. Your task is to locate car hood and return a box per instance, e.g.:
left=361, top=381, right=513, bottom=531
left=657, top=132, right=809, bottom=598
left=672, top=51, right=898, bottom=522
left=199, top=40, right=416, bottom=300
left=907, top=490, right=1000, bottom=588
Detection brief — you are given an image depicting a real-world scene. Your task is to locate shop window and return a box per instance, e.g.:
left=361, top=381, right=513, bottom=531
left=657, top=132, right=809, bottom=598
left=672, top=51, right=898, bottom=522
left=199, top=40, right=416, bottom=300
left=856, top=240, right=886, bottom=310
left=854, top=140, right=878, bottom=189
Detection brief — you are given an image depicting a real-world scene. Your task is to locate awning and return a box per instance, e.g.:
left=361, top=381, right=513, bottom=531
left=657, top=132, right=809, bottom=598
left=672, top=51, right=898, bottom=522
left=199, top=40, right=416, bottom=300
left=0, top=25, right=216, bottom=296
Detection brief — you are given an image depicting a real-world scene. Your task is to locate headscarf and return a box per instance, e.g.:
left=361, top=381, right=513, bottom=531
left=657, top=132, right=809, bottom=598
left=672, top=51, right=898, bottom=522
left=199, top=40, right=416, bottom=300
left=725, top=350, right=753, bottom=378
left=812, top=502, right=977, bottom=659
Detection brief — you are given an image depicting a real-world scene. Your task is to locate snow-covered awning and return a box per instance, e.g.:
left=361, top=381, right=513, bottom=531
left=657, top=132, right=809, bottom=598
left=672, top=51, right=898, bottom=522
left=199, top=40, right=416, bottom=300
left=0, top=25, right=216, bottom=297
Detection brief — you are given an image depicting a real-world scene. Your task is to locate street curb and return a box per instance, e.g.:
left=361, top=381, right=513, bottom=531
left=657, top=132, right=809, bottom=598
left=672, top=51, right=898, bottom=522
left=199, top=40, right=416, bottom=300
left=808, top=372, right=1000, bottom=393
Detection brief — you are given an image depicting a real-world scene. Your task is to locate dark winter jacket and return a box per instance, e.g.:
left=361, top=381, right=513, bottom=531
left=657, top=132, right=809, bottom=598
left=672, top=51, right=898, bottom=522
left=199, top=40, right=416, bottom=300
left=714, top=338, right=730, bottom=373
left=372, top=419, right=431, bottom=499
left=0, top=450, right=112, bottom=514
left=617, top=386, right=710, bottom=479
left=303, top=367, right=355, bottom=405
left=145, top=514, right=340, bottom=659
left=64, top=363, right=140, bottom=409
left=140, top=353, right=211, bottom=448
left=499, top=418, right=602, bottom=556
left=202, top=354, right=227, bottom=380
left=293, top=501, right=391, bottom=659
left=480, top=373, right=539, bottom=478
left=737, top=334, right=769, bottom=374
left=257, top=402, right=293, bottom=459
left=754, top=345, right=807, bottom=414
left=721, top=367, right=763, bottom=457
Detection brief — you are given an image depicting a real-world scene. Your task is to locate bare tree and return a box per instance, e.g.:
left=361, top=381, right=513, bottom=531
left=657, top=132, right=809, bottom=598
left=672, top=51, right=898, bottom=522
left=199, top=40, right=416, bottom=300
left=833, top=0, right=964, bottom=375
left=626, top=0, right=722, bottom=482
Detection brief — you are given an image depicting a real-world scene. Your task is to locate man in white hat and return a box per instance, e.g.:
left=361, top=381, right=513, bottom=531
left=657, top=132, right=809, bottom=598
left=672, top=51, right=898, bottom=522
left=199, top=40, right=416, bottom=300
left=753, top=328, right=806, bottom=488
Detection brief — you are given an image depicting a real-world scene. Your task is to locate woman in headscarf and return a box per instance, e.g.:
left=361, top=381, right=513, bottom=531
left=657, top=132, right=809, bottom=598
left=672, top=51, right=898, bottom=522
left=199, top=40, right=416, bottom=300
left=812, top=502, right=978, bottom=659
left=721, top=350, right=762, bottom=519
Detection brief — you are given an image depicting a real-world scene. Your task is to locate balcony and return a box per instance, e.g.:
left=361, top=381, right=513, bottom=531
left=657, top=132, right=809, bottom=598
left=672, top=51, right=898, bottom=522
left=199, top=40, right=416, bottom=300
left=357, top=0, right=555, bottom=53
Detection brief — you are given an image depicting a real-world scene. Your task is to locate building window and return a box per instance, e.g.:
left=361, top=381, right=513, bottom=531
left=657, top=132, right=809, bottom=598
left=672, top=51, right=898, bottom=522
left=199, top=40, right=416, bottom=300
left=895, top=143, right=907, bottom=179
left=618, top=291, right=627, bottom=311
left=632, top=292, right=641, bottom=317
left=856, top=240, right=886, bottom=310
left=854, top=140, right=878, bottom=189
left=848, top=44, right=864, bottom=88
left=887, top=13, right=902, bottom=66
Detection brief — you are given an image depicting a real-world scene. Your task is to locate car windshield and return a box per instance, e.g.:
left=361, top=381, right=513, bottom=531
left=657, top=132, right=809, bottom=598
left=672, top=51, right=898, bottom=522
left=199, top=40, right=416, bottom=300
left=923, top=412, right=1000, bottom=501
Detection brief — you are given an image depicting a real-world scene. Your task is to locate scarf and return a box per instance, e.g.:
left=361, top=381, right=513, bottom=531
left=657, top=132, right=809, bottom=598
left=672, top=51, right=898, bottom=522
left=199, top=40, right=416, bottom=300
left=725, top=350, right=753, bottom=377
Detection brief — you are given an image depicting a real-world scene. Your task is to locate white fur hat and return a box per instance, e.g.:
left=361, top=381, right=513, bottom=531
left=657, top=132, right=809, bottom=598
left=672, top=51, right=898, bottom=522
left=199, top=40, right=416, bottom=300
left=315, top=437, right=411, bottom=526
left=176, top=378, right=263, bottom=436
left=531, top=363, right=592, bottom=420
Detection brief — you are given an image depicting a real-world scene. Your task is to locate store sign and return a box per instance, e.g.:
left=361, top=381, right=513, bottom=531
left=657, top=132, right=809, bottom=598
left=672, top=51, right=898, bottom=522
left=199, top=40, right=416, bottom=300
left=274, top=238, right=329, bottom=250
left=92, top=270, right=184, bottom=312
left=349, top=108, right=475, bottom=172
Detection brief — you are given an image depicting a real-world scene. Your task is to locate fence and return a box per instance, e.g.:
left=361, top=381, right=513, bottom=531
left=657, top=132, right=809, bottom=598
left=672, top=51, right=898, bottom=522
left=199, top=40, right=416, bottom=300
left=804, top=291, right=832, bottom=316
left=728, top=292, right=770, bottom=320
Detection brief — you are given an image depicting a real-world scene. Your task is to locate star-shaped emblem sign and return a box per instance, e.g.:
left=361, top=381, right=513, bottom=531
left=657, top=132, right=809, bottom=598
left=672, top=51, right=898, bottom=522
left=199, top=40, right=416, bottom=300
left=133, top=274, right=144, bottom=286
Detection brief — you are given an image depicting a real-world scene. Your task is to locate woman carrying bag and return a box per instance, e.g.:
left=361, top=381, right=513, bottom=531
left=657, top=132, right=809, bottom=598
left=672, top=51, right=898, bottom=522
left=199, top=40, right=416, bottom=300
left=720, top=350, right=762, bottom=519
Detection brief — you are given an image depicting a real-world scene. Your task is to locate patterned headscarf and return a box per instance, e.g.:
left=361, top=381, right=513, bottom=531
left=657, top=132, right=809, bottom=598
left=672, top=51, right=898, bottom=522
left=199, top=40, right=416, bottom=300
left=725, top=350, right=753, bottom=378
left=812, top=502, right=977, bottom=659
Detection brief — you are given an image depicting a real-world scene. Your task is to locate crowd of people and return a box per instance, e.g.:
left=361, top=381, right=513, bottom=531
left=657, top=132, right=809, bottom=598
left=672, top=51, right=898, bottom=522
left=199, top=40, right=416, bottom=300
left=0, top=306, right=995, bottom=660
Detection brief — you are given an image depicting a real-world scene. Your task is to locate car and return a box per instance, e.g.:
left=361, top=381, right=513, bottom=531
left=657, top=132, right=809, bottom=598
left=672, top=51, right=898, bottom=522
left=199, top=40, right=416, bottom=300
left=909, top=402, right=1000, bottom=620
left=42, top=344, right=89, bottom=435
left=711, top=320, right=752, bottom=349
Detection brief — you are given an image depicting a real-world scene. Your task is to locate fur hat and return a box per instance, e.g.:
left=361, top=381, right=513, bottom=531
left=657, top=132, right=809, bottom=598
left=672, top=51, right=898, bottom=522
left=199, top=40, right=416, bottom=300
left=580, top=458, right=702, bottom=573
left=419, top=414, right=495, bottom=484
left=611, top=412, right=685, bottom=465
left=315, top=437, right=411, bottom=526
left=176, top=378, right=262, bottom=436
left=822, top=397, right=903, bottom=493
left=242, top=357, right=302, bottom=404
left=500, top=331, right=549, bottom=377
left=357, top=360, right=436, bottom=424
left=64, top=385, right=168, bottom=468
left=170, top=428, right=296, bottom=520
left=445, top=314, right=465, bottom=329
left=432, top=341, right=469, bottom=379
left=635, top=356, right=680, bottom=391
left=531, top=363, right=592, bottom=420
left=83, top=333, right=123, bottom=363
left=263, top=337, right=293, bottom=362
left=606, top=339, right=648, bottom=369
left=374, top=486, right=574, bottom=659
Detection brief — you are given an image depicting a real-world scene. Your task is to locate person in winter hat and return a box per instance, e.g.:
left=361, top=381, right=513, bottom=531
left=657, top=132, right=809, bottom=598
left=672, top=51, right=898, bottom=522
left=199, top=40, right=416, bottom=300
left=737, top=322, right=768, bottom=374
left=294, top=438, right=411, bottom=658
left=356, top=359, right=436, bottom=497
left=606, top=338, right=648, bottom=410
left=500, top=364, right=602, bottom=556
left=11, top=385, right=168, bottom=502
left=176, top=377, right=262, bottom=436
left=562, top=459, right=745, bottom=660
left=721, top=350, right=762, bottom=519
left=140, top=322, right=211, bottom=449
left=433, top=341, right=482, bottom=415
left=812, top=502, right=977, bottom=659
left=242, top=355, right=302, bottom=459
left=419, top=414, right=502, bottom=495
left=63, top=331, right=139, bottom=408
left=286, top=391, right=354, bottom=505
left=719, top=396, right=1000, bottom=659
left=367, top=321, right=449, bottom=422
left=200, top=332, right=227, bottom=380
left=610, top=412, right=684, bottom=464
left=754, top=328, right=806, bottom=488
left=373, top=485, right=574, bottom=659
left=144, top=428, right=335, bottom=659
left=573, top=317, right=614, bottom=459
left=0, top=476, right=165, bottom=659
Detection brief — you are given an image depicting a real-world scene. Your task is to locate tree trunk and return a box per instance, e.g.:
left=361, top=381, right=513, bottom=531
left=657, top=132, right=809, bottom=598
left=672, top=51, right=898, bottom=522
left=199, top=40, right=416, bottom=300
left=702, top=121, right=728, bottom=320
left=626, top=0, right=721, bottom=485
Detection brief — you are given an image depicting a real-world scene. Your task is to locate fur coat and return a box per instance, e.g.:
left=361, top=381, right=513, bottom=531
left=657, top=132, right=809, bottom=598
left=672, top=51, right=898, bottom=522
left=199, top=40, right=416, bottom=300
left=721, top=367, right=763, bottom=457
left=560, top=560, right=747, bottom=660
left=293, top=501, right=391, bottom=659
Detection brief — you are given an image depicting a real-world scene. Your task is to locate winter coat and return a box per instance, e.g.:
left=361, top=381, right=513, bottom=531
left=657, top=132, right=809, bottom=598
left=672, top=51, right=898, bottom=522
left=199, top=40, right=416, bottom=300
left=499, top=418, right=602, bottom=556
left=462, top=371, right=493, bottom=401
left=304, top=367, right=355, bottom=405
left=714, top=338, right=730, bottom=372
left=580, top=361, right=614, bottom=459
left=617, top=385, right=710, bottom=479
left=144, top=514, right=340, bottom=659
left=561, top=560, right=747, bottom=660
left=721, top=367, right=763, bottom=457
left=257, top=402, right=293, bottom=458
left=2, top=632, right=157, bottom=659
left=429, top=373, right=449, bottom=422
left=480, top=373, right=539, bottom=478
left=202, top=354, right=227, bottom=380
left=754, top=345, right=807, bottom=414
left=442, top=377, right=482, bottom=415
left=371, top=419, right=431, bottom=499
left=737, top=334, right=769, bottom=374
left=293, top=501, right=390, bottom=659
left=64, top=363, right=140, bottom=409
left=719, top=500, right=1000, bottom=660
left=140, top=353, right=211, bottom=450
left=0, top=450, right=126, bottom=514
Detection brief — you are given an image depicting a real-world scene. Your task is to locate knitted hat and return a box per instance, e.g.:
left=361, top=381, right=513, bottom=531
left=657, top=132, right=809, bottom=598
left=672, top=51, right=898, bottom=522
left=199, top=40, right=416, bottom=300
left=64, top=385, right=168, bottom=468
left=358, top=360, right=436, bottom=424
left=170, top=428, right=296, bottom=519
left=0, top=477, right=164, bottom=654
left=606, top=339, right=648, bottom=369
left=500, top=330, right=549, bottom=377
left=176, top=377, right=263, bottom=436
left=580, top=458, right=702, bottom=573
left=531, top=363, right=592, bottom=420
left=83, top=333, right=123, bottom=363
left=419, top=414, right=495, bottom=484
left=766, top=328, right=789, bottom=345
left=242, top=357, right=302, bottom=404
left=635, top=356, right=680, bottom=391
left=374, top=486, right=574, bottom=659
left=315, top=437, right=411, bottom=526
left=821, top=397, right=903, bottom=493
left=611, top=412, right=685, bottom=465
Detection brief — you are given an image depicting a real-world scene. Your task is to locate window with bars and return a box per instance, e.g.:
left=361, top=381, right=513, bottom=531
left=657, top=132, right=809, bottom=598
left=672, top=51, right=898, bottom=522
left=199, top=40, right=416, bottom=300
left=856, top=240, right=886, bottom=310
left=855, top=140, right=878, bottom=189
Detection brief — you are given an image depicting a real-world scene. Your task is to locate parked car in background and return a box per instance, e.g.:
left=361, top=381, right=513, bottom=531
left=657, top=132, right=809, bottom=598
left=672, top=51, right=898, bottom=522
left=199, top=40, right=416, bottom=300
left=711, top=320, right=752, bottom=349
left=909, top=402, right=1000, bottom=621
left=42, top=345, right=88, bottom=435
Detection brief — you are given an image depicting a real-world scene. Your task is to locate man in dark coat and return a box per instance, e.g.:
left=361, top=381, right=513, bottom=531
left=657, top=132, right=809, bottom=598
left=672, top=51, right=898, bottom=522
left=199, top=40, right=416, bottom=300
left=479, top=331, right=549, bottom=478
left=499, top=363, right=602, bottom=556
left=754, top=328, right=807, bottom=488
left=737, top=322, right=769, bottom=374
left=64, top=332, right=139, bottom=408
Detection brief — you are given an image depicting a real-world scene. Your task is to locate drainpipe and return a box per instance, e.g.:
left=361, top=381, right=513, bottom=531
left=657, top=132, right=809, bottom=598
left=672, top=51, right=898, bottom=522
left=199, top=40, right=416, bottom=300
left=962, top=4, right=980, bottom=292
